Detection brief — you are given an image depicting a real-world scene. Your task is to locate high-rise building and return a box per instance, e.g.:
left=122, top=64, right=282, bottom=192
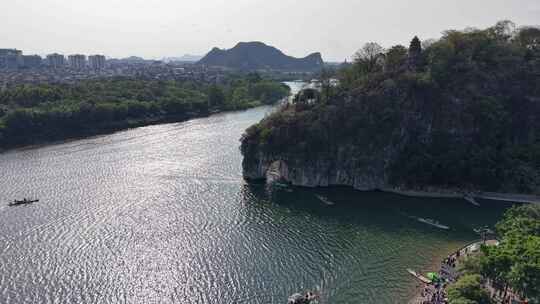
left=0, top=49, right=23, bottom=69
left=46, top=53, right=65, bottom=68
left=88, top=55, right=106, bottom=70
left=68, top=54, right=86, bottom=70
left=0, top=49, right=22, bottom=57
left=22, top=55, right=43, bottom=68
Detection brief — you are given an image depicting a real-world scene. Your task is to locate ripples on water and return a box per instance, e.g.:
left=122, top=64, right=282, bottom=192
left=0, top=84, right=513, bottom=303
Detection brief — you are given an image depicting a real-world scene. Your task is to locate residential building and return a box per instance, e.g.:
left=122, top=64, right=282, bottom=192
left=0, top=49, right=23, bottom=69
left=88, top=55, right=106, bottom=70
left=68, top=54, right=86, bottom=70
left=22, top=55, right=43, bottom=68
left=46, top=53, right=65, bottom=68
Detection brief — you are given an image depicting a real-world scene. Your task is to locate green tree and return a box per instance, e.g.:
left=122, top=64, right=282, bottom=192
left=208, top=85, right=225, bottom=108
left=408, top=36, right=422, bottom=69
left=384, top=45, right=408, bottom=72
left=489, top=20, right=516, bottom=41
left=514, top=26, right=540, bottom=49
left=353, top=42, right=385, bottom=75
left=481, top=205, right=540, bottom=301
left=447, top=274, right=491, bottom=304
left=496, top=204, right=540, bottom=238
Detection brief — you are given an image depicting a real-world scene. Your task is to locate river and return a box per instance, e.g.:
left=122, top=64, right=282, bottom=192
left=0, top=82, right=513, bottom=303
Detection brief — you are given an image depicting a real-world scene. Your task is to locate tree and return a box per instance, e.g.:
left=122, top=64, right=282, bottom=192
left=246, top=72, right=262, bottom=84
left=447, top=274, right=491, bottom=304
left=495, top=204, right=540, bottom=238
left=231, top=86, right=249, bottom=109
left=294, top=88, right=320, bottom=105
left=384, top=45, right=408, bottom=72
left=408, top=36, right=422, bottom=70
left=319, top=67, right=335, bottom=103
left=459, top=253, right=485, bottom=276
left=515, top=26, right=540, bottom=50
left=208, top=85, right=225, bottom=108
left=507, top=236, right=540, bottom=300
left=489, top=20, right=516, bottom=41
left=483, top=205, right=540, bottom=301
left=422, top=38, right=437, bottom=49
left=353, top=42, right=385, bottom=74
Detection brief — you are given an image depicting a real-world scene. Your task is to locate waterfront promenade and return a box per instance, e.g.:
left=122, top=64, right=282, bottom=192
left=409, top=239, right=499, bottom=304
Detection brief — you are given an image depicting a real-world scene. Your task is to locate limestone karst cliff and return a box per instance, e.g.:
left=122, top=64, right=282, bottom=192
left=241, top=22, right=540, bottom=195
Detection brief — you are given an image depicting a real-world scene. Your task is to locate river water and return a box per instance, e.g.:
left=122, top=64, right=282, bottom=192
left=0, top=82, right=513, bottom=304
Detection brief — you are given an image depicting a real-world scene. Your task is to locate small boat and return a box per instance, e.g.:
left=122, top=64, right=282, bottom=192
left=8, top=198, right=39, bottom=207
left=274, top=182, right=290, bottom=188
left=464, top=195, right=481, bottom=207
left=288, top=291, right=319, bottom=304
left=407, top=269, right=432, bottom=284
left=473, top=227, right=494, bottom=235
left=417, top=218, right=450, bottom=230
left=316, top=195, right=335, bottom=206
left=270, top=181, right=294, bottom=192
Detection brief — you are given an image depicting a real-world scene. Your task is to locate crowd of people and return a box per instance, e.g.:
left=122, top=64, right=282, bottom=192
left=419, top=283, right=448, bottom=304
left=413, top=240, right=531, bottom=304
left=413, top=246, right=469, bottom=304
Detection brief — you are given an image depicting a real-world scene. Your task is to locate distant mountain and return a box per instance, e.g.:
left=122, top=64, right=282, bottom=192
left=163, top=54, right=202, bottom=63
left=121, top=56, right=147, bottom=63
left=107, top=56, right=161, bottom=65
left=198, top=42, right=323, bottom=71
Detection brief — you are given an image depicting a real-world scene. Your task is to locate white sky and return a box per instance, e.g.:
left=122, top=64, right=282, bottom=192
left=1, top=0, right=539, bottom=62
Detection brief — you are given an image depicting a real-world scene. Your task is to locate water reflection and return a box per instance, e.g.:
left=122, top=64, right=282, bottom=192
left=238, top=183, right=512, bottom=303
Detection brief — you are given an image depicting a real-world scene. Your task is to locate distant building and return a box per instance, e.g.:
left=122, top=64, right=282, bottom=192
left=0, top=49, right=23, bottom=69
left=0, top=49, right=22, bottom=57
left=46, top=53, right=65, bottom=68
left=88, top=55, right=106, bottom=70
left=68, top=54, right=86, bottom=70
left=22, top=55, right=42, bottom=68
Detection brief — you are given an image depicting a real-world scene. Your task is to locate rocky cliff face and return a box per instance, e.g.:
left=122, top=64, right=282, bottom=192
left=240, top=89, right=540, bottom=195
left=242, top=144, right=393, bottom=191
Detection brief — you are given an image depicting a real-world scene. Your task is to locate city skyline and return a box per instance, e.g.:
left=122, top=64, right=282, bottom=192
left=1, top=0, right=540, bottom=62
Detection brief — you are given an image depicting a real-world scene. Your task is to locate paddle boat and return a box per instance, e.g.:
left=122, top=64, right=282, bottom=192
left=8, top=198, right=39, bottom=207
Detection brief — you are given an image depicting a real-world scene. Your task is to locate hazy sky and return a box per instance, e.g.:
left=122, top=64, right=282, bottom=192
left=1, top=0, right=539, bottom=61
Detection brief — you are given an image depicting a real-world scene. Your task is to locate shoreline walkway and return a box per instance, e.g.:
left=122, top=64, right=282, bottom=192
left=408, top=239, right=499, bottom=304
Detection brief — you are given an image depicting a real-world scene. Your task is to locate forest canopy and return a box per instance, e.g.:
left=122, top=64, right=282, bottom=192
left=0, top=74, right=289, bottom=147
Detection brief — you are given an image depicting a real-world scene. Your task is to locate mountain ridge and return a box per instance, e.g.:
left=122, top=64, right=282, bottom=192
left=198, top=41, right=323, bottom=71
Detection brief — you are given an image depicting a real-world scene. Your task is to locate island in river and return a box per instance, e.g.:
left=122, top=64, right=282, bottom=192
left=241, top=21, right=540, bottom=198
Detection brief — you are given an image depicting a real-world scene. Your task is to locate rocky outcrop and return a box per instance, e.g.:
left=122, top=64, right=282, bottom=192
left=240, top=22, right=540, bottom=197
left=242, top=145, right=392, bottom=191
left=241, top=145, right=540, bottom=203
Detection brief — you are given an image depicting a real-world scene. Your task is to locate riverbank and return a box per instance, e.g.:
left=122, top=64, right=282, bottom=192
left=0, top=110, right=215, bottom=152
left=408, top=239, right=499, bottom=304
left=0, top=77, right=292, bottom=153
left=0, top=100, right=283, bottom=153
